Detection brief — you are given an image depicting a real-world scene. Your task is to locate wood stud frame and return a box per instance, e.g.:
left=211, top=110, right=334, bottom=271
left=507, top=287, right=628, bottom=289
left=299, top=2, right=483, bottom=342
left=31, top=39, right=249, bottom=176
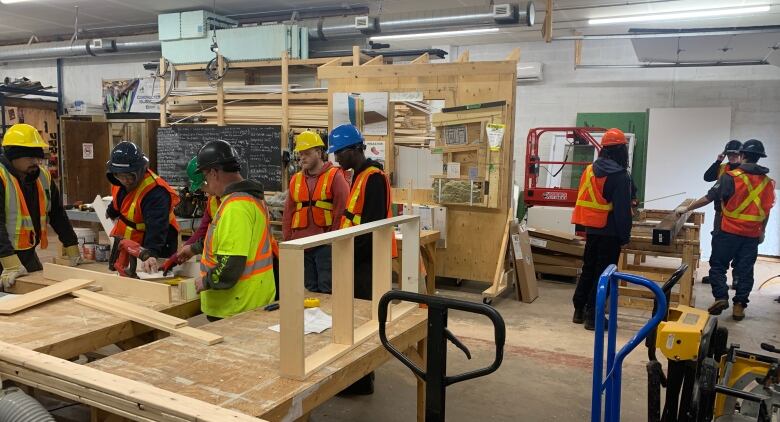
left=279, top=215, right=421, bottom=380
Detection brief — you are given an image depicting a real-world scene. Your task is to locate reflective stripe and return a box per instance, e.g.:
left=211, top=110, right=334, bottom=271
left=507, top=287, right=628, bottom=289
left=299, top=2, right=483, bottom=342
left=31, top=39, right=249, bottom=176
left=289, top=167, right=338, bottom=229
left=575, top=166, right=613, bottom=211
left=0, top=164, right=50, bottom=250
left=717, top=163, right=727, bottom=178
left=722, top=171, right=771, bottom=222
left=341, top=167, right=379, bottom=229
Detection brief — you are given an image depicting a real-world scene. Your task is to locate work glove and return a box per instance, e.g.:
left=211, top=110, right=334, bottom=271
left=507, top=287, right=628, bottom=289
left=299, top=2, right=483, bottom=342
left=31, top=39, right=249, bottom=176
left=140, top=256, right=159, bottom=274
left=63, top=244, right=82, bottom=267
left=0, top=254, right=27, bottom=292
left=195, top=276, right=208, bottom=293
left=674, top=206, right=688, bottom=216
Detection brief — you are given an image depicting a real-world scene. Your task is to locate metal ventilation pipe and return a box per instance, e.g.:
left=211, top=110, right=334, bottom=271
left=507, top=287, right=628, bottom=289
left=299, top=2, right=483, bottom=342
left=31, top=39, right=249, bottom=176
left=0, top=39, right=160, bottom=63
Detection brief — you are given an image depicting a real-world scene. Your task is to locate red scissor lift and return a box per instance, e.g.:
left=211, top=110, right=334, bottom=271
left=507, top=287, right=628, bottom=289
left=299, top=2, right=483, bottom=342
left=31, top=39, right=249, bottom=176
left=523, top=127, right=607, bottom=208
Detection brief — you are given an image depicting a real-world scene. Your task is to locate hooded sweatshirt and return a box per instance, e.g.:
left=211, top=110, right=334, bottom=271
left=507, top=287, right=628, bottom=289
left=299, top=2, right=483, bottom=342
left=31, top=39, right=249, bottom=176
left=585, top=157, right=634, bottom=245
left=282, top=161, right=349, bottom=241
left=707, top=163, right=773, bottom=232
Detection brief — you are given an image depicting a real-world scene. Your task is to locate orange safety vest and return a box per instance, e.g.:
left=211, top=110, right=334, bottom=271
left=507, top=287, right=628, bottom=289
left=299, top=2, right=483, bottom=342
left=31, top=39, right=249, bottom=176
left=341, top=166, right=397, bottom=257
left=289, top=167, right=339, bottom=229
left=0, top=164, right=51, bottom=250
left=110, top=170, right=181, bottom=243
left=571, top=164, right=613, bottom=229
left=721, top=169, right=775, bottom=238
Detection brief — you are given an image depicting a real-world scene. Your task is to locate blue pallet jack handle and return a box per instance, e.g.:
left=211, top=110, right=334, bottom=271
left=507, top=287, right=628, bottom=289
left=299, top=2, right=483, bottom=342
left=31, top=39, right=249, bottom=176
left=591, top=264, right=667, bottom=422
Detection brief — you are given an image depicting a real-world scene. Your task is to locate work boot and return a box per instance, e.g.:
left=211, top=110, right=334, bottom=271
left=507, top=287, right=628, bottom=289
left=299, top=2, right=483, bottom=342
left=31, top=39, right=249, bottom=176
left=732, top=303, right=745, bottom=321
left=337, top=372, right=375, bottom=396
left=708, top=299, right=729, bottom=315
left=584, top=317, right=609, bottom=331
left=573, top=308, right=584, bottom=324
left=701, top=276, right=710, bottom=284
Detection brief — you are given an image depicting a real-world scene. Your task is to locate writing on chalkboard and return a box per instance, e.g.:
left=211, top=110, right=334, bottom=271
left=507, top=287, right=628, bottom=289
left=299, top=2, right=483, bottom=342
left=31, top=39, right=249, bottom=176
left=157, top=125, right=283, bottom=192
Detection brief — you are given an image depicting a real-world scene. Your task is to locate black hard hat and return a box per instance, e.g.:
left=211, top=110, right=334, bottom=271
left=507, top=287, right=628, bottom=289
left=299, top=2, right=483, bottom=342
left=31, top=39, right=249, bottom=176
left=723, top=140, right=742, bottom=154
left=740, top=139, right=767, bottom=158
left=196, top=140, right=239, bottom=172
left=106, top=141, right=148, bottom=174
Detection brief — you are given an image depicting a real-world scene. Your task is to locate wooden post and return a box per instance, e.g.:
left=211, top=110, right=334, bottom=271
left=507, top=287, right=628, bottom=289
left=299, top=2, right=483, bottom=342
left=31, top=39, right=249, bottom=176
left=544, top=0, right=553, bottom=42
left=372, top=226, right=393, bottom=321
left=281, top=50, right=290, bottom=138
left=574, top=39, right=583, bottom=67
left=400, top=218, right=421, bottom=293
left=456, top=51, right=470, bottom=63
left=216, top=54, right=225, bottom=126
left=331, top=238, right=354, bottom=345
left=352, top=45, right=361, bottom=66
left=279, top=248, right=305, bottom=379
left=159, top=58, right=168, bottom=127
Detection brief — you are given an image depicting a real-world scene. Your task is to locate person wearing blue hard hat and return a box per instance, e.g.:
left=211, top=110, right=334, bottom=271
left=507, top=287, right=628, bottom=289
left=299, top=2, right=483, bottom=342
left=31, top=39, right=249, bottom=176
left=329, top=124, right=396, bottom=396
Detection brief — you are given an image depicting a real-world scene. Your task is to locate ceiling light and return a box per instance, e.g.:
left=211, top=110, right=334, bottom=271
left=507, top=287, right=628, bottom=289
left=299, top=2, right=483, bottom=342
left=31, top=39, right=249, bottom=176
left=369, top=28, right=500, bottom=41
left=0, top=0, right=35, bottom=4
left=589, top=5, right=771, bottom=25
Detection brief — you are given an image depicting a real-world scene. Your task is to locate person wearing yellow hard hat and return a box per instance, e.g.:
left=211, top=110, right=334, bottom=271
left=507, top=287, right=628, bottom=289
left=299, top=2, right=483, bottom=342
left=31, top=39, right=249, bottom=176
left=282, top=130, right=349, bottom=293
left=0, top=124, right=82, bottom=291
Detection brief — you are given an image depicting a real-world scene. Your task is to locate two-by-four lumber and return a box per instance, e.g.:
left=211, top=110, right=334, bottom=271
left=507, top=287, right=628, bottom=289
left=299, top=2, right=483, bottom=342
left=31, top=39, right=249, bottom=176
left=652, top=198, right=695, bottom=246
left=0, top=341, right=263, bottom=422
left=0, top=279, right=93, bottom=314
left=71, top=290, right=222, bottom=346
left=43, top=263, right=172, bottom=304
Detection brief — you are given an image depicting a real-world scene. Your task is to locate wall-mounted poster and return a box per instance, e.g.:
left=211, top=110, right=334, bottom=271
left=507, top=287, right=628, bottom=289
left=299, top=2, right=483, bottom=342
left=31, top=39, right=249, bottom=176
left=333, top=92, right=389, bottom=135
left=365, top=140, right=386, bottom=167
left=102, top=78, right=160, bottom=113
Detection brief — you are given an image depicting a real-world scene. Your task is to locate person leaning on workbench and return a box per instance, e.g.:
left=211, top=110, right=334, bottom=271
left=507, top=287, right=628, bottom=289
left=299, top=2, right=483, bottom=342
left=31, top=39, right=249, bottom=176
left=571, top=128, right=634, bottom=331
left=329, top=124, right=396, bottom=396
left=0, top=124, right=82, bottom=291
left=675, top=139, right=775, bottom=321
left=195, top=140, right=276, bottom=321
left=282, top=130, right=349, bottom=294
left=701, top=140, right=743, bottom=287
left=105, top=141, right=180, bottom=274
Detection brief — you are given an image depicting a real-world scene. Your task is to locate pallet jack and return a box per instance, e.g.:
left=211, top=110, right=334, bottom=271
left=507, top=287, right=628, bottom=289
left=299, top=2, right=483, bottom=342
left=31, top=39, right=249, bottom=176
left=590, top=264, right=780, bottom=421
left=378, top=291, right=506, bottom=422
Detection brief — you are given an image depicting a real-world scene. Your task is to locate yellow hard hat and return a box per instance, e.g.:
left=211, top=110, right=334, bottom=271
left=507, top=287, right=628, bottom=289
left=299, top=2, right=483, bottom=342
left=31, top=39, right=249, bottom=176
left=2, top=124, right=49, bottom=150
left=294, top=130, right=325, bottom=152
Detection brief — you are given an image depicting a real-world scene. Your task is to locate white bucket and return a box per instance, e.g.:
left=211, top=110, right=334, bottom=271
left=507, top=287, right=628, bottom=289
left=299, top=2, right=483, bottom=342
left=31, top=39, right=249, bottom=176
left=73, top=228, right=96, bottom=258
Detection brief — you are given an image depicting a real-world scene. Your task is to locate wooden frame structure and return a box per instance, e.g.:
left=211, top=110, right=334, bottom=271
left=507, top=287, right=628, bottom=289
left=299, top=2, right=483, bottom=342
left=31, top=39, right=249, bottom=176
left=279, top=215, right=421, bottom=380
left=318, top=50, right=519, bottom=302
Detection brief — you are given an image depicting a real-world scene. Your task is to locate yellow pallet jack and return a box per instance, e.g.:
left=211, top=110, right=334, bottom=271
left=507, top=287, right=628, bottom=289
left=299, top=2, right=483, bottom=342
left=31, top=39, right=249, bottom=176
left=646, top=265, right=780, bottom=421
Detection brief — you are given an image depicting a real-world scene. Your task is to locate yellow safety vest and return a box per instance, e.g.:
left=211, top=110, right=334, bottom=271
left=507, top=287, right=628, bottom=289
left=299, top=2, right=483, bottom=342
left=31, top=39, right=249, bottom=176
left=0, top=164, right=51, bottom=250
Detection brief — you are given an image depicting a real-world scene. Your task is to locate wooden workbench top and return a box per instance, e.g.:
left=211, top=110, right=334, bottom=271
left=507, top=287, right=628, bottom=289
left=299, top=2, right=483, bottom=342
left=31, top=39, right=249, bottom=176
left=88, top=294, right=427, bottom=421
left=1, top=266, right=200, bottom=359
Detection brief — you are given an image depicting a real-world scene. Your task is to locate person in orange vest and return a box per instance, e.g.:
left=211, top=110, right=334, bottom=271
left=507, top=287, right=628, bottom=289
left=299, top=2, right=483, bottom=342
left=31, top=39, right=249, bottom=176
left=282, top=130, right=349, bottom=294
left=0, top=124, right=81, bottom=291
left=571, top=128, right=634, bottom=331
left=701, top=140, right=742, bottom=287
left=676, top=139, right=775, bottom=321
left=329, top=124, right=396, bottom=396
left=106, top=141, right=180, bottom=274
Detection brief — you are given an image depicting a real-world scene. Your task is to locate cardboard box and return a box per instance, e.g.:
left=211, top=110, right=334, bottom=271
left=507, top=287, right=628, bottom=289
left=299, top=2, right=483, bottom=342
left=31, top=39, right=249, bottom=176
left=509, top=221, right=538, bottom=303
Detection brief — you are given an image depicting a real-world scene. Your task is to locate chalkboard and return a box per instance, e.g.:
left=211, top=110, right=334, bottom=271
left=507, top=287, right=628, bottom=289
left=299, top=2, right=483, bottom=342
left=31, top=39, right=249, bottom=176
left=157, top=125, right=283, bottom=192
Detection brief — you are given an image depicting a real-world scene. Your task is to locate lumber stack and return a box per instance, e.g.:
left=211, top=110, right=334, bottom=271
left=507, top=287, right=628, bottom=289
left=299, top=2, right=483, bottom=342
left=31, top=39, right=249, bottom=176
left=168, top=101, right=328, bottom=127
left=393, top=101, right=434, bottom=145
left=528, top=228, right=585, bottom=279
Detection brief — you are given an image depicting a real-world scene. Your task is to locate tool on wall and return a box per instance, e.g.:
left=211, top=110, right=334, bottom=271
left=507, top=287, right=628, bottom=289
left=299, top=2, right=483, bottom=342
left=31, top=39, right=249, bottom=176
left=378, top=291, right=506, bottom=422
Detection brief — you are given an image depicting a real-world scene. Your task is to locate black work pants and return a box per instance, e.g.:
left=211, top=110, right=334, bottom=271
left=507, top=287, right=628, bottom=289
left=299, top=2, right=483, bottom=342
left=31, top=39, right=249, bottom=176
left=572, top=234, right=622, bottom=319
left=708, top=231, right=759, bottom=306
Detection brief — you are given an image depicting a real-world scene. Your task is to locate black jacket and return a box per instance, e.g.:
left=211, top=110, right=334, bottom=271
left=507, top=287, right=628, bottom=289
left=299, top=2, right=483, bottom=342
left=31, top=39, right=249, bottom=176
left=107, top=181, right=178, bottom=257
left=352, top=159, right=389, bottom=258
left=704, top=161, right=739, bottom=182
left=585, top=158, right=633, bottom=246
left=202, top=180, right=265, bottom=291
left=0, top=156, right=78, bottom=259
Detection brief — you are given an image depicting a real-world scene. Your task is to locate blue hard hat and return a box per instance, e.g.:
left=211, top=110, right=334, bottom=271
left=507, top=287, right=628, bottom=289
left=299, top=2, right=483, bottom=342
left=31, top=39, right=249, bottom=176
left=327, top=124, right=364, bottom=154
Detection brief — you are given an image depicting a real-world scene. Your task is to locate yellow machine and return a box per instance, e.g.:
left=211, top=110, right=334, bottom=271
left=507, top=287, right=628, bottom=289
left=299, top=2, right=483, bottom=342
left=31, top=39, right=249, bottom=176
left=656, top=305, right=710, bottom=362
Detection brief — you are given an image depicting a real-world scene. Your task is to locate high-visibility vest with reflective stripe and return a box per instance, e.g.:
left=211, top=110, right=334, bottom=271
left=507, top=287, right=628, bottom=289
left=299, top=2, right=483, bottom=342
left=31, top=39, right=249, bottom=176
left=0, top=164, right=51, bottom=250
left=206, top=195, right=220, bottom=220
left=721, top=169, right=775, bottom=238
left=200, top=193, right=276, bottom=318
left=110, top=170, right=181, bottom=243
left=340, top=166, right=398, bottom=257
left=289, top=167, right=339, bottom=229
left=571, top=164, right=613, bottom=229
left=717, top=163, right=728, bottom=178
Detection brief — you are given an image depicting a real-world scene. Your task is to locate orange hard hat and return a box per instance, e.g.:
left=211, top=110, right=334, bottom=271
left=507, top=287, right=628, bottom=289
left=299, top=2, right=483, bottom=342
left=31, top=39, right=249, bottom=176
left=601, top=128, right=627, bottom=147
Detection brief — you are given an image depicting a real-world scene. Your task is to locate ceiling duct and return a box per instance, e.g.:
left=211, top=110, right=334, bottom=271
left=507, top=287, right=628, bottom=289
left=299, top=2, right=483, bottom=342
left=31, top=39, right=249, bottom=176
left=0, top=39, right=160, bottom=63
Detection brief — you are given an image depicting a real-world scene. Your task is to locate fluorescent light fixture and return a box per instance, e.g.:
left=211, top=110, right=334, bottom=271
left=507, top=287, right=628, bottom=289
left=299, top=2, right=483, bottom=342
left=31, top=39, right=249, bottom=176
left=589, top=5, right=770, bottom=25
left=369, top=28, right=499, bottom=41
left=0, top=0, right=35, bottom=4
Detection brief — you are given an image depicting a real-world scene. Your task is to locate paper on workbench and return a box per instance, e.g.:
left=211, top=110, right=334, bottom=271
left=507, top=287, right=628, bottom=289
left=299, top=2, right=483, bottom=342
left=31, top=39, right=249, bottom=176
left=268, top=307, right=332, bottom=334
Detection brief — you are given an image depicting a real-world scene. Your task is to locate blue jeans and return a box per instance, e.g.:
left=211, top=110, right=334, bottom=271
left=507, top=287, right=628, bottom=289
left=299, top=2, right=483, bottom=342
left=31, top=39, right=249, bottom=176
left=708, top=231, right=759, bottom=306
left=304, top=245, right=332, bottom=293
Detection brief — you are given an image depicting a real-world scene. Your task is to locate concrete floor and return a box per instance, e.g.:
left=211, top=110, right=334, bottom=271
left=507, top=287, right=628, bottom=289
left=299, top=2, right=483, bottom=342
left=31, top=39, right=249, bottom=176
left=35, top=240, right=780, bottom=421
left=312, top=258, right=780, bottom=422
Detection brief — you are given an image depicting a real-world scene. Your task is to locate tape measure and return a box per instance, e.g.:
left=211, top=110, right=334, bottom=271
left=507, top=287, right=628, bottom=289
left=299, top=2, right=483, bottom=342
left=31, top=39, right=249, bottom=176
left=304, top=298, right=320, bottom=308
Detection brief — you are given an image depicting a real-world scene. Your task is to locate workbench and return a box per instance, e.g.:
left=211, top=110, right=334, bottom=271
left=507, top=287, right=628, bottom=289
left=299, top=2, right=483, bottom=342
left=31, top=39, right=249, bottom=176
left=396, top=230, right=440, bottom=295
left=3, top=264, right=201, bottom=360
left=88, top=293, right=428, bottom=421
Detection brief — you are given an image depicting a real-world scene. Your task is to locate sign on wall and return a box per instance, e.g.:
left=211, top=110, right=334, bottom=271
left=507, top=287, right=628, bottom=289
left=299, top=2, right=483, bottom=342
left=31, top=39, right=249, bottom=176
left=102, top=78, right=160, bottom=113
